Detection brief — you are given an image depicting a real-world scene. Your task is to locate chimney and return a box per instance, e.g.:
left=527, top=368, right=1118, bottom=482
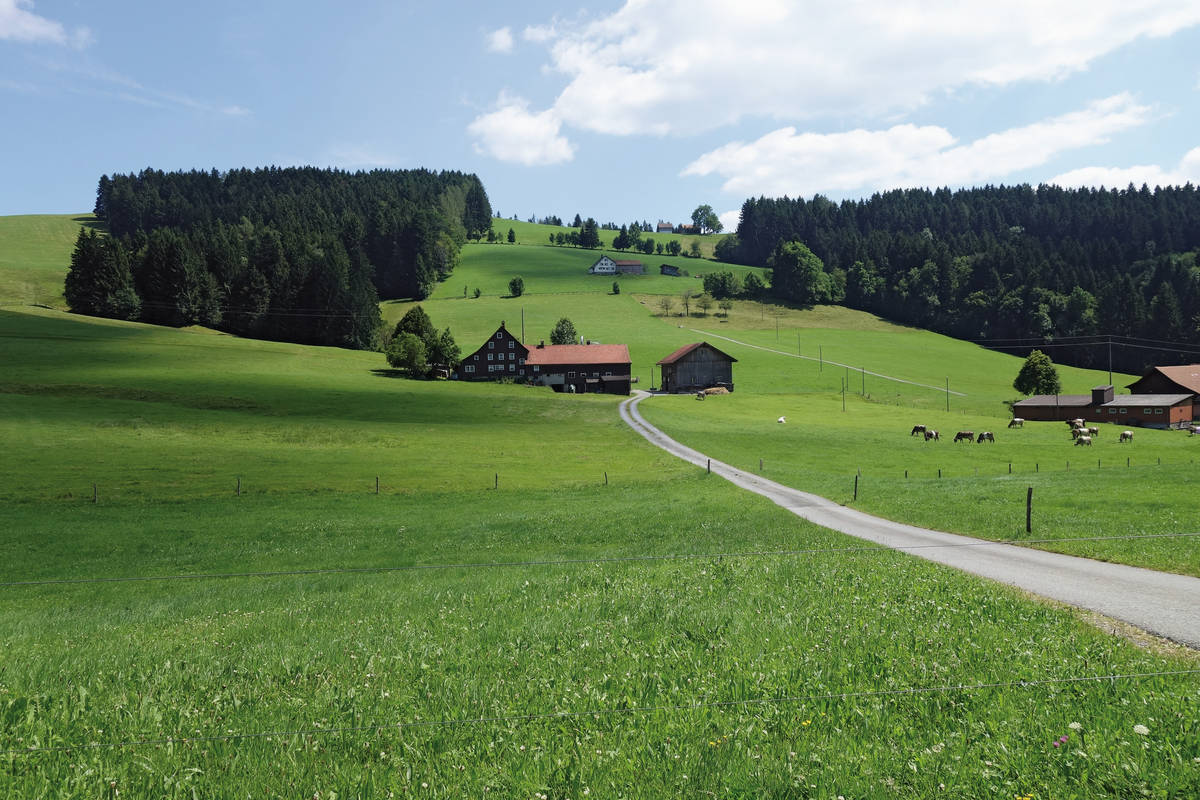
left=1092, top=385, right=1114, bottom=405
left=537, top=340, right=544, bottom=349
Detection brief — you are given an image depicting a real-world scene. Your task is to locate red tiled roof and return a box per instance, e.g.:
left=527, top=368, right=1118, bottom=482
left=525, top=343, right=630, bottom=366
left=657, top=341, right=737, bottom=365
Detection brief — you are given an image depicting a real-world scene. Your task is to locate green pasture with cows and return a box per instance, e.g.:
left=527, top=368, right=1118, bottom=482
left=1, top=217, right=1197, bottom=797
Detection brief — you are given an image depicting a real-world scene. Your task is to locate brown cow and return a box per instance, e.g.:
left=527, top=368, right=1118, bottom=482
left=924, top=429, right=940, bottom=441
left=954, top=431, right=974, bottom=443
left=911, top=424, right=926, bottom=436
left=1119, top=430, right=1134, bottom=442
left=1074, top=435, right=1092, bottom=446
left=1086, top=426, right=1099, bottom=437
left=1008, top=417, right=1024, bottom=428
left=976, top=431, right=994, bottom=443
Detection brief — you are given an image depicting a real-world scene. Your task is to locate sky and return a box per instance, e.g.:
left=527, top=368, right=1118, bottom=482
left=3, top=0, right=1200, bottom=230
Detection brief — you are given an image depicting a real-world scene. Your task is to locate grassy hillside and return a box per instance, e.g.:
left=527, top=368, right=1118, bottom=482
left=494, top=217, right=729, bottom=258
left=2, top=306, right=1198, bottom=797
left=0, top=213, right=96, bottom=307
left=431, top=241, right=765, bottom=300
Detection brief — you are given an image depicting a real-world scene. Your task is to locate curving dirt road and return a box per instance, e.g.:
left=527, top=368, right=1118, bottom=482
left=620, top=391, right=1200, bottom=649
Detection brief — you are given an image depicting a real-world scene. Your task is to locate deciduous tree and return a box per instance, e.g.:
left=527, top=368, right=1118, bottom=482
left=550, top=317, right=577, bottom=345
left=1013, top=349, right=1062, bottom=395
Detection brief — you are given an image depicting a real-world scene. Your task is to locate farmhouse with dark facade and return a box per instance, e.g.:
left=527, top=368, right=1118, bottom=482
left=657, top=342, right=736, bottom=393
left=460, top=322, right=632, bottom=395
left=1012, top=384, right=1193, bottom=429
left=1127, top=365, right=1200, bottom=420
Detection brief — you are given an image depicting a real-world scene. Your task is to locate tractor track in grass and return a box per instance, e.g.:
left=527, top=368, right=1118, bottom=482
left=620, top=390, right=1200, bottom=649
left=687, top=328, right=969, bottom=396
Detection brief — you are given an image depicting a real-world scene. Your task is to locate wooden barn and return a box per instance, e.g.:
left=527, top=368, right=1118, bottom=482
left=657, top=342, right=736, bottom=393
left=459, top=322, right=631, bottom=395
left=1128, top=365, right=1200, bottom=420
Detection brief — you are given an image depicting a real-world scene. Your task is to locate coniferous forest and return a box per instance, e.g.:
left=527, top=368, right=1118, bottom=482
left=723, top=185, right=1200, bottom=373
left=67, top=167, right=492, bottom=349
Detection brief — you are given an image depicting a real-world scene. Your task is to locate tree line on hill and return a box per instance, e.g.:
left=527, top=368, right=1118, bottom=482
left=720, top=184, right=1200, bottom=373
left=67, top=166, right=492, bottom=349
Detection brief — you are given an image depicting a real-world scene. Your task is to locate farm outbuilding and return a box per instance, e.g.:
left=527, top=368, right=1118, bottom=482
left=1013, top=384, right=1194, bottom=429
left=657, top=342, right=736, bottom=393
left=1128, top=365, right=1200, bottom=421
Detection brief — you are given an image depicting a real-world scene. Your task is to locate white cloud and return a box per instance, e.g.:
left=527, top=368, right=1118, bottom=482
left=1050, top=146, right=1200, bottom=188
left=681, top=94, right=1155, bottom=197
left=468, top=92, right=574, bottom=166
left=0, top=0, right=89, bottom=47
left=717, top=208, right=741, bottom=233
left=486, top=26, right=514, bottom=54
left=527, top=0, right=1200, bottom=136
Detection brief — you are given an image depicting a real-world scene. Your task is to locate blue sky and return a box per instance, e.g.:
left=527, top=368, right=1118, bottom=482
left=3, top=1, right=1200, bottom=230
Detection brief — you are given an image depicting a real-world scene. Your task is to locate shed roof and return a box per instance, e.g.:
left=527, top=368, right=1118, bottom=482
left=1012, top=394, right=1092, bottom=408
left=657, top=341, right=738, bottom=365
left=1099, top=393, right=1192, bottom=407
left=1129, top=365, right=1200, bottom=394
left=525, top=343, right=631, bottom=366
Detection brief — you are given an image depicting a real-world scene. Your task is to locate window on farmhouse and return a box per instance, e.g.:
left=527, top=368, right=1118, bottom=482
left=508, top=341, right=514, bottom=349
left=495, top=332, right=502, bottom=339
left=464, top=365, right=474, bottom=373
left=568, top=371, right=576, bottom=378
left=488, top=341, right=494, bottom=349
left=1109, top=408, right=1116, bottom=414
left=1144, top=408, right=1152, bottom=414
left=508, top=364, right=514, bottom=371
left=488, top=353, right=493, bottom=361
left=1155, top=408, right=1163, bottom=414
left=1119, top=407, right=1127, bottom=413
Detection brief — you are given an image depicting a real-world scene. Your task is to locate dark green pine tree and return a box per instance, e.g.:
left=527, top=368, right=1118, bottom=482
left=64, top=229, right=141, bottom=320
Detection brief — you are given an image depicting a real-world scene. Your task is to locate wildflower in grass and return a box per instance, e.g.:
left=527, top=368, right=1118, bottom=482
left=1133, top=724, right=1150, bottom=735
left=1068, top=721, right=1081, bottom=731
left=802, top=719, right=811, bottom=726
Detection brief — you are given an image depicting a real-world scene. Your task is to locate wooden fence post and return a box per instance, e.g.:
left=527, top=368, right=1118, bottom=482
left=375, top=476, right=379, bottom=495
left=237, top=477, right=241, bottom=496
left=853, top=473, right=858, bottom=500
left=1026, top=487, right=1033, bottom=533
left=93, top=483, right=97, bottom=504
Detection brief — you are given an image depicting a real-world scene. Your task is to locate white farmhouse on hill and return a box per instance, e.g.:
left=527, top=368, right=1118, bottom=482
left=587, top=255, right=618, bottom=274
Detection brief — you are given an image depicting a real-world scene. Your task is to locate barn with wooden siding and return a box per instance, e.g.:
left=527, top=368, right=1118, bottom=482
left=657, top=342, right=736, bottom=393
left=1127, top=365, right=1200, bottom=420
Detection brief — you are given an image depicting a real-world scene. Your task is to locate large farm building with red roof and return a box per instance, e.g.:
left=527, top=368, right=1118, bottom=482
left=460, top=322, right=632, bottom=395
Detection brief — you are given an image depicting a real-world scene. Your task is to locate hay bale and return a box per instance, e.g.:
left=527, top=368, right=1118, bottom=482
left=704, top=387, right=730, bottom=396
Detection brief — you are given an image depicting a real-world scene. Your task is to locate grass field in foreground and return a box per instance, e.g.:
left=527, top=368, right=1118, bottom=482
left=0, top=213, right=95, bottom=307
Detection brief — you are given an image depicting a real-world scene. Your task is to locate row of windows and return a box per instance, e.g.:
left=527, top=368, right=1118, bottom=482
left=476, top=352, right=523, bottom=363
left=487, top=339, right=517, bottom=350
left=1107, top=407, right=1166, bottom=415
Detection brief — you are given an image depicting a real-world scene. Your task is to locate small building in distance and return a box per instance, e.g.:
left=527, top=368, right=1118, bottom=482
left=614, top=259, right=644, bottom=275
left=1012, top=384, right=1193, bottom=429
left=657, top=342, right=736, bottom=393
left=587, top=255, right=618, bottom=274
left=659, top=263, right=681, bottom=276
left=656, top=221, right=674, bottom=233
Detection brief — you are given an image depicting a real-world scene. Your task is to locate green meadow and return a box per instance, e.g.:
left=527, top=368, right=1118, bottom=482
left=2, top=216, right=1199, bottom=796
left=0, top=214, right=95, bottom=308
left=493, top=217, right=729, bottom=258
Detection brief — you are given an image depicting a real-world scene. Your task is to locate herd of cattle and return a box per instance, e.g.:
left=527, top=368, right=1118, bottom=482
left=909, top=418, right=1145, bottom=445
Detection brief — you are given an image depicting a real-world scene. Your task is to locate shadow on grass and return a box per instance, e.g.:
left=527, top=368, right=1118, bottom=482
left=71, top=216, right=108, bottom=233
left=370, top=368, right=419, bottom=380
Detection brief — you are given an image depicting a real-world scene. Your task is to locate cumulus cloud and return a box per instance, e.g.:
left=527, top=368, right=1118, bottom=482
left=0, top=0, right=90, bottom=47
left=530, top=0, right=1200, bottom=136
left=1051, top=146, right=1200, bottom=188
left=486, top=26, right=514, bottom=54
left=681, top=94, right=1155, bottom=196
left=467, top=92, right=575, bottom=166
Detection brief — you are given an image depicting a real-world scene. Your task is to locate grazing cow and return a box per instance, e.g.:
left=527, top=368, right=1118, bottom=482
left=1087, top=426, right=1099, bottom=437
left=924, top=429, right=940, bottom=441
left=1008, top=417, right=1024, bottom=428
left=1189, top=425, right=1200, bottom=436
left=977, top=431, right=995, bottom=443
left=1074, top=435, right=1093, bottom=446
left=1070, top=427, right=1084, bottom=439
left=954, top=431, right=974, bottom=443
left=1068, top=418, right=1085, bottom=428
left=777, top=416, right=786, bottom=424
left=1119, top=430, right=1134, bottom=442
left=911, top=424, right=926, bottom=436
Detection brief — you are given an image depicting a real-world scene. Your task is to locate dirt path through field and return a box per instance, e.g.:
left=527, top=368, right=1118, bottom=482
left=621, top=390, right=1200, bottom=649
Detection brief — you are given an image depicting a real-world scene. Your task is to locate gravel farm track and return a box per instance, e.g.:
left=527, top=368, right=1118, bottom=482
left=621, top=390, right=1200, bottom=650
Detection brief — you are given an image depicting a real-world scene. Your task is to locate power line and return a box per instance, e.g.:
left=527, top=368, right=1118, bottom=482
left=6, top=668, right=1196, bottom=756
left=4, top=532, right=1198, bottom=589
